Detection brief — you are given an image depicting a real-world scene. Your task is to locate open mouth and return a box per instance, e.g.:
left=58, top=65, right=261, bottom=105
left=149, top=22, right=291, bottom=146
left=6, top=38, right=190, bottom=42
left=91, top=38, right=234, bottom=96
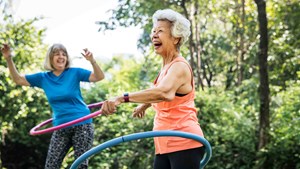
left=153, top=42, right=162, bottom=49
left=57, top=59, right=65, bottom=64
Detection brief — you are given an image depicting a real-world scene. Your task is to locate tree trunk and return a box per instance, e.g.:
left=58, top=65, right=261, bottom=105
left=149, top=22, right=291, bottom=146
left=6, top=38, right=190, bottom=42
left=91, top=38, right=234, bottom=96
left=194, top=1, right=204, bottom=90
left=238, top=0, right=245, bottom=85
left=254, top=0, right=270, bottom=166
left=181, top=1, right=194, bottom=74
left=181, top=0, right=204, bottom=90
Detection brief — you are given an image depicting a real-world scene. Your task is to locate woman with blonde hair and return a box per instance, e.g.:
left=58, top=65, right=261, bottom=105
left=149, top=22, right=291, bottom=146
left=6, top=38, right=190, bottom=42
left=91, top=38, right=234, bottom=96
left=1, top=43, right=105, bottom=169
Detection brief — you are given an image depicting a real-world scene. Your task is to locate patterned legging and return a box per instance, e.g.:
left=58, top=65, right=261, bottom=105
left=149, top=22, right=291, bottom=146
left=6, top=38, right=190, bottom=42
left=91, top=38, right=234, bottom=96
left=45, top=123, right=94, bottom=169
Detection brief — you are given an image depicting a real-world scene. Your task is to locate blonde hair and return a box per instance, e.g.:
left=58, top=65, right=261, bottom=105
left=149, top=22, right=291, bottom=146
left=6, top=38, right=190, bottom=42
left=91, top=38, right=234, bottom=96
left=152, top=9, right=191, bottom=48
left=44, top=43, right=70, bottom=71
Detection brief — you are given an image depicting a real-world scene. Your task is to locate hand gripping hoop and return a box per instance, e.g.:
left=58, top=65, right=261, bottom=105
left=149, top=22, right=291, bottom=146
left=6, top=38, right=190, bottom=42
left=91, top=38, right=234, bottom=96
left=30, top=101, right=103, bottom=135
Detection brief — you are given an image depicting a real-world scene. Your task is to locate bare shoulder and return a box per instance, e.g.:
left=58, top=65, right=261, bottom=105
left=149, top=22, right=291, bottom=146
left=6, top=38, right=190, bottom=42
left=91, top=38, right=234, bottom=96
left=168, top=61, right=191, bottom=76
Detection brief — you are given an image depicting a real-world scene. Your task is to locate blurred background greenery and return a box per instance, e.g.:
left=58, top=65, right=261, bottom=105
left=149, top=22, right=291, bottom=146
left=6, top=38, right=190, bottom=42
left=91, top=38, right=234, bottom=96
left=1, top=0, right=299, bottom=168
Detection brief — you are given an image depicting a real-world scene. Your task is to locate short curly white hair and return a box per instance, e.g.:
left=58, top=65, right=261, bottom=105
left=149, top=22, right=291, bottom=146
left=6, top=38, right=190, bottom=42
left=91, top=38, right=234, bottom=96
left=152, top=9, right=191, bottom=48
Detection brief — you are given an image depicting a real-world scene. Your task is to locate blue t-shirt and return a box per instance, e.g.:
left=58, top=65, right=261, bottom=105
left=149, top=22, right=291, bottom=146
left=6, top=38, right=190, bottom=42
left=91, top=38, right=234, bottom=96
left=25, top=67, right=92, bottom=126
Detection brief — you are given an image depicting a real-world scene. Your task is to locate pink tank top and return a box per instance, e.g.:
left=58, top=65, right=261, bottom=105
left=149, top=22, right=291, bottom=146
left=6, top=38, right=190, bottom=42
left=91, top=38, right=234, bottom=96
left=152, top=56, right=204, bottom=154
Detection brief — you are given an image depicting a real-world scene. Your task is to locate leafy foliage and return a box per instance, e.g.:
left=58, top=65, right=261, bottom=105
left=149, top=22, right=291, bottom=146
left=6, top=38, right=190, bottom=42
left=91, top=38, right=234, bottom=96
left=0, top=6, right=50, bottom=169
left=1, top=0, right=299, bottom=169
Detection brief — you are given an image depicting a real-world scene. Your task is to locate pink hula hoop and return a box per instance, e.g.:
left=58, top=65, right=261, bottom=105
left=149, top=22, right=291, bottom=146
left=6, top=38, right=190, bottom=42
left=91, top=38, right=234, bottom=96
left=30, top=101, right=103, bottom=135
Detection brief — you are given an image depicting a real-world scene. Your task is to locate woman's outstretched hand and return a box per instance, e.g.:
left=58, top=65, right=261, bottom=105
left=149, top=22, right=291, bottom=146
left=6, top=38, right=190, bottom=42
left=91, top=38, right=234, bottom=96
left=132, top=103, right=151, bottom=118
left=132, top=105, right=147, bottom=118
left=1, top=44, right=12, bottom=60
left=81, top=48, right=94, bottom=62
left=100, top=97, right=122, bottom=116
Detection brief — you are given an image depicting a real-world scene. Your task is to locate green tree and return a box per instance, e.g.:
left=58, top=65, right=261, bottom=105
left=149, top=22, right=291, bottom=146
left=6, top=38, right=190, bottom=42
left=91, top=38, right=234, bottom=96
left=0, top=1, right=50, bottom=168
left=255, top=0, right=270, bottom=152
left=268, top=0, right=300, bottom=88
left=1, top=0, right=299, bottom=168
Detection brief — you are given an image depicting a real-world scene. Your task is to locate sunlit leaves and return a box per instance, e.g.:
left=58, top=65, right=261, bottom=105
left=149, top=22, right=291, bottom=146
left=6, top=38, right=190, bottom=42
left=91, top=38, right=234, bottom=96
left=1, top=0, right=299, bottom=168
left=0, top=2, right=50, bottom=168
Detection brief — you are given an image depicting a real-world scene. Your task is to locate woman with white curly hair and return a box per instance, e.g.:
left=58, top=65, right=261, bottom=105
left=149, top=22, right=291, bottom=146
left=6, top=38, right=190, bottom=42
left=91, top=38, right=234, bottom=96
left=100, top=9, right=205, bottom=169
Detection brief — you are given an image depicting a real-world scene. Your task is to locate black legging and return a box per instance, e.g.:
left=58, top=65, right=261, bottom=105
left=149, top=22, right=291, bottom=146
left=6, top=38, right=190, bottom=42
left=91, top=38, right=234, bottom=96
left=44, top=123, right=94, bottom=169
left=154, top=146, right=205, bottom=169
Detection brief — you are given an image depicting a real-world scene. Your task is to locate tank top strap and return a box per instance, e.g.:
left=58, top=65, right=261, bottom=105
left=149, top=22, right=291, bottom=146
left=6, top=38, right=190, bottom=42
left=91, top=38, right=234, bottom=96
left=163, top=56, right=194, bottom=89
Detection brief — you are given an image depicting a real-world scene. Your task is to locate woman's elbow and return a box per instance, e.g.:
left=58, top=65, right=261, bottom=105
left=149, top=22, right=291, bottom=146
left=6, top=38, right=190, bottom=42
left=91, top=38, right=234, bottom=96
left=14, top=78, right=29, bottom=86
left=99, top=74, right=105, bottom=81
left=95, top=74, right=105, bottom=82
left=14, top=79, right=21, bottom=85
left=90, top=74, right=105, bottom=82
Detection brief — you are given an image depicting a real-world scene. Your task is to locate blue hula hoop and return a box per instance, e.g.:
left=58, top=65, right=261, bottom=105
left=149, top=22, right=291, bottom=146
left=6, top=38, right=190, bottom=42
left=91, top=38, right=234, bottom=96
left=70, top=130, right=212, bottom=169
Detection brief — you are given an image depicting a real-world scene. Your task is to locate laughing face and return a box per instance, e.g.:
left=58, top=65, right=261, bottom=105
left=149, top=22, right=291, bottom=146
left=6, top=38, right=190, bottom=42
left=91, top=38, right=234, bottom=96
left=151, top=20, right=179, bottom=56
left=51, top=50, right=67, bottom=71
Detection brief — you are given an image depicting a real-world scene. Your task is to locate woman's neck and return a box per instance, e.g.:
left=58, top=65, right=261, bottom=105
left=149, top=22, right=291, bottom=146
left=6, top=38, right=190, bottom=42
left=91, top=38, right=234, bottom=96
left=52, top=69, right=64, bottom=76
left=162, top=51, right=180, bottom=66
